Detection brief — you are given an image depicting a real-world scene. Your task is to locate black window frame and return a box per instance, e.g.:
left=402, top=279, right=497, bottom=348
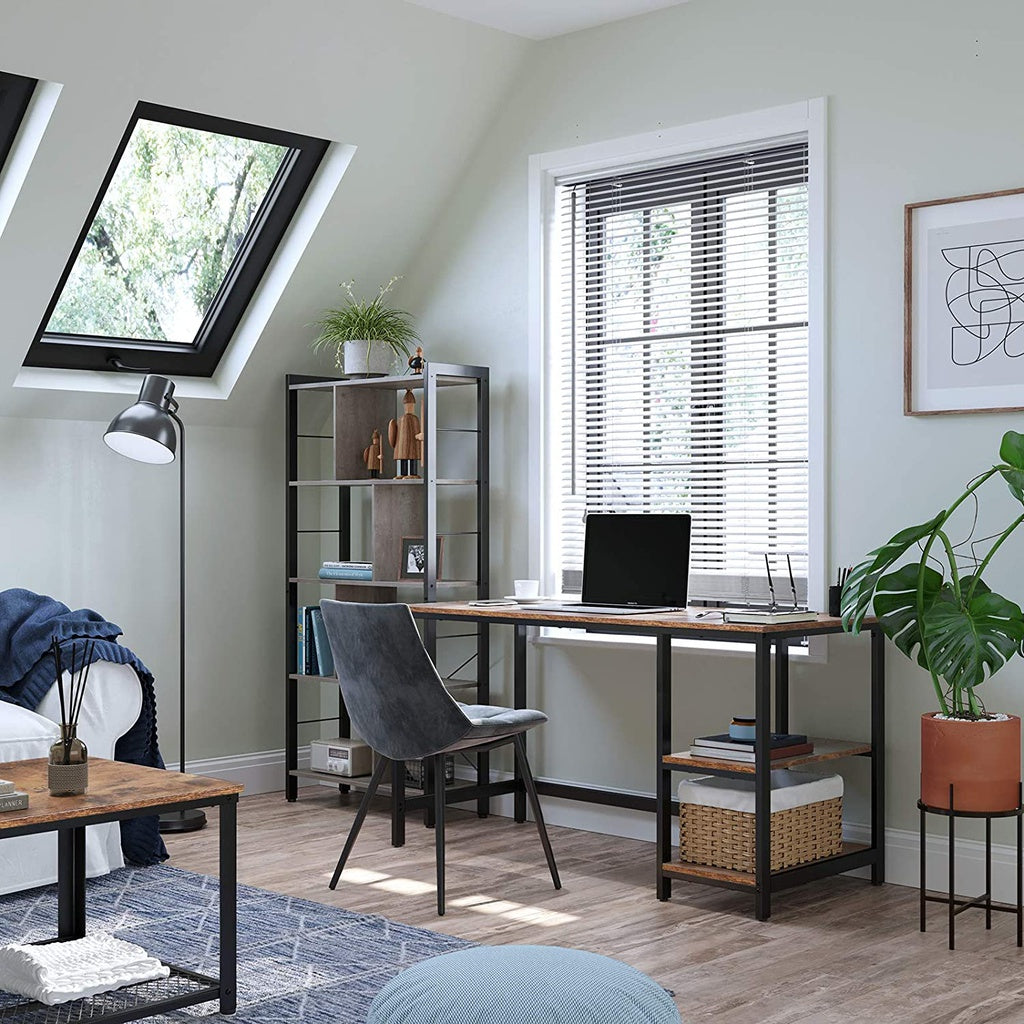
left=0, top=71, right=36, bottom=175
left=24, top=102, right=329, bottom=377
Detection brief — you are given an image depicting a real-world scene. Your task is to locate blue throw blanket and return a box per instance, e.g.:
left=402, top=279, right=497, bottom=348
left=0, top=588, right=168, bottom=866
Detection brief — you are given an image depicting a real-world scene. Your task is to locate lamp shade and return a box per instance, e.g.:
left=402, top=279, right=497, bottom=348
left=103, top=375, right=178, bottom=464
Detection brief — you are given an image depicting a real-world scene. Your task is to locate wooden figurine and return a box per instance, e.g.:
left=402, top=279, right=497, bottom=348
left=389, top=389, right=421, bottom=478
left=362, top=429, right=383, bottom=478
left=408, top=346, right=425, bottom=375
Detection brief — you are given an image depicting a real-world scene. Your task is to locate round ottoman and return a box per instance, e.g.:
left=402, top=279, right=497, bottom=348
left=367, top=945, right=681, bottom=1024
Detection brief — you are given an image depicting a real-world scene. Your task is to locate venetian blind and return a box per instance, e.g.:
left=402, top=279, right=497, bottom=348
left=551, top=141, right=810, bottom=603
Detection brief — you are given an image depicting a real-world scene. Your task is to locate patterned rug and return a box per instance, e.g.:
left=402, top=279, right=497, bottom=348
left=0, top=865, right=471, bottom=1021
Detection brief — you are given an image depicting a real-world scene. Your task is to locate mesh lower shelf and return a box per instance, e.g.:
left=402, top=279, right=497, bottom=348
left=0, top=967, right=219, bottom=1023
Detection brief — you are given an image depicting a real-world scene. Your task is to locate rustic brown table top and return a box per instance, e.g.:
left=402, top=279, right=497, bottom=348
left=0, top=758, right=242, bottom=833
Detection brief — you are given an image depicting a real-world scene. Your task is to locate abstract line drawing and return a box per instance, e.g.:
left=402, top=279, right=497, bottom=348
left=942, top=240, right=1024, bottom=366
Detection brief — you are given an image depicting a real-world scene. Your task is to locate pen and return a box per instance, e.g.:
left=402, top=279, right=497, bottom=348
left=765, top=554, right=777, bottom=611
left=786, top=554, right=799, bottom=609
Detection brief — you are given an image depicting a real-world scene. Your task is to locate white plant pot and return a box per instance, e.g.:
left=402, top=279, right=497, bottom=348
left=343, top=339, right=397, bottom=377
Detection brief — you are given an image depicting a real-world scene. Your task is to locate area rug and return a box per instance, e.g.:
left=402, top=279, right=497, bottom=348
left=0, top=865, right=471, bottom=1021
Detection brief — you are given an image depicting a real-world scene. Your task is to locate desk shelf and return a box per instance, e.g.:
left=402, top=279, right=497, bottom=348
left=663, top=738, right=872, bottom=776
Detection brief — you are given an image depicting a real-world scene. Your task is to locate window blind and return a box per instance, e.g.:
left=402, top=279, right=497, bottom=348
left=551, top=141, right=810, bottom=603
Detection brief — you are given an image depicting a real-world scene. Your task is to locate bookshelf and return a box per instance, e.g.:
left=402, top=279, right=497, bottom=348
left=284, top=362, right=490, bottom=806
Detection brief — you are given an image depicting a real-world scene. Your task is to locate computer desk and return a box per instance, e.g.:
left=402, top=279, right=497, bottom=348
left=408, top=601, right=885, bottom=921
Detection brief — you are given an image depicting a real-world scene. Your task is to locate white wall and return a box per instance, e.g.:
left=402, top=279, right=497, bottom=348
left=402, top=0, right=1024, bottom=839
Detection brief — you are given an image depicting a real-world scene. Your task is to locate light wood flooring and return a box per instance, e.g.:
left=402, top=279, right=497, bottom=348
left=165, top=787, right=1024, bottom=1024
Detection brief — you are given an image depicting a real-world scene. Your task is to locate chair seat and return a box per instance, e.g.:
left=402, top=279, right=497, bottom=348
left=445, top=703, right=547, bottom=750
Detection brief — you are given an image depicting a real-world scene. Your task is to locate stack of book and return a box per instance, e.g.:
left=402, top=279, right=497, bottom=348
left=0, top=779, right=28, bottom=812
left=319, top=560, right=372, bottom=581
left=296, top=606, right=336, bottom=677
left=689, top=732, right=814, bottom=762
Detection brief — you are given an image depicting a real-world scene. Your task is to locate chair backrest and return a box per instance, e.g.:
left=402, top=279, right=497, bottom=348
left=318, top=601, right=473, bottom=761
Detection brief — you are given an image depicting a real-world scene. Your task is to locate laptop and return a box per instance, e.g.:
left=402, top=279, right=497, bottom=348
left=537, top=513, right=691, bottom=616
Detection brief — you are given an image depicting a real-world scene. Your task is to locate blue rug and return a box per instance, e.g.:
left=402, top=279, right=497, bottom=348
left=0, top=865, right=471, bottom=1021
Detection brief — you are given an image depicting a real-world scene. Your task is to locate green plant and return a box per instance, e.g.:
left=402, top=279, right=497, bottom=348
left=842, top=430, right=1024, bottom=718
left=312, top=277, right=419, bottom=368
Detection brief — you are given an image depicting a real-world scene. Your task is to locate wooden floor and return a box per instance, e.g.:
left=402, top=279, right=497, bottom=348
left=166, top=787, right=1024, bottom=1023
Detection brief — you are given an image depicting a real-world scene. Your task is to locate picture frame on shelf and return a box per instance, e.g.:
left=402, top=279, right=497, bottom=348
left=399, top=536, right=444, bottom=580
left=905, top=186, right=1024, bottom=416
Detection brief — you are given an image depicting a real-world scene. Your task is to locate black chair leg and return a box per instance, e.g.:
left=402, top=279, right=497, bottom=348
left=434, top=753, right=446, bottom=915
left=329, top=755, right=390, bottom=890
left=513, top=733, right=561, bottom=890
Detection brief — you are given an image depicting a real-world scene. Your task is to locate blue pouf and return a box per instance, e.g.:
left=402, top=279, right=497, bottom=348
left=367, top=944, right=682, bottom=1023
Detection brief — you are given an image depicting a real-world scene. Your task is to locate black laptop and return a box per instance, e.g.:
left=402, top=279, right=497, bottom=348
left=539, top=513, right=691, bottom=616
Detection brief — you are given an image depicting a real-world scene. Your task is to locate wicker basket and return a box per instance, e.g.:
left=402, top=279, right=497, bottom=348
left=680, top=791, right=842, bottom=873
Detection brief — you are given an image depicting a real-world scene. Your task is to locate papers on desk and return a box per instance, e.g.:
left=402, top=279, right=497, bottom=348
left=720, top=608, right=819, bottom=624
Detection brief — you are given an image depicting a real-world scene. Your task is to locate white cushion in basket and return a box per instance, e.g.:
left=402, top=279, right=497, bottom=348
left=678, top=769, right=843, bottom=814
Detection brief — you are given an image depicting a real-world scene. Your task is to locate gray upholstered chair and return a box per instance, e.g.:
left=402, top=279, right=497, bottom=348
left=319, top=600, right=561, bottom=915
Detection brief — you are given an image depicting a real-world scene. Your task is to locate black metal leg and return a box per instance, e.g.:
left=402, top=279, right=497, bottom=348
left=337, top=690, right=350, bottom=794
left=774, top=642, right=789, bottom=734
left=477, top=623, right=491, bottom=818
left=513, top=733, right=561, bottom=890
left=423, top=758, right=436, bottom=829
left=948, top=783, right=955, bottom=951
left=986, top=817, right=992, bottom=930
left=870, top=625, right=886, bottom=885
left=57, top=826, right=86, bottom=940
left=219, top=797, right=237, bottom=1015
left=434, top=754, right=446, bottom=916
left=754, top=637, right=772, bottom=921
left=330, top=756, right=390, bottom=889
left=1018, top=790, right=1022, bottom=948
left=285, top=677, right=298, bottom=802
left=919, top=801, right=926, bottom=932
left=391, top=759, right=406, bottom=847
left=656, top=634, right=672, bottom=901
left=514, top=624, right=527, bottom=823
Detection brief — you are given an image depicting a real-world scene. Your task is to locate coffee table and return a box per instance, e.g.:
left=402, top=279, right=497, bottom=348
left=0, top=758, right=242, bottom=1021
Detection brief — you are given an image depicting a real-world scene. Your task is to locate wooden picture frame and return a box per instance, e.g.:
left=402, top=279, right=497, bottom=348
left=399, top=536, right=444, bottom=580
left=905, top=186, right=1024, bottom=415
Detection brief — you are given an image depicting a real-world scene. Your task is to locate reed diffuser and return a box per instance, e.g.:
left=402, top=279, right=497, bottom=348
left=47, top=635, right=95, bottom=796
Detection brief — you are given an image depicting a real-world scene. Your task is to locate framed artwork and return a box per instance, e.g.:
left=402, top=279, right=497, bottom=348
left=906, top=187, right=1024, bottom=415
left=399, top=536, right=445, bottom=580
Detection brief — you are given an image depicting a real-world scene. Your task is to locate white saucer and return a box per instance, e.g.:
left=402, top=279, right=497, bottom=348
left=503, top=595, right=549, bottom=604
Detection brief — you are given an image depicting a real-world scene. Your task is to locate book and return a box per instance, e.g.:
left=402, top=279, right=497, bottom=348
left=721, top=608, right=819, bottom=624
left=310, top=608, right=335, bottom=677
left=305, top=606, right=319, bottom=675
left=0, top=791, right=28, bottom=813
left=692, top=732, right=808, bottom=751
left=0, top=780, right=14, bottom=796
left=322, top=561, right=372, bottom=570
left=297, top=605, right=306, bottom=674
left=687, top=742, right=814, bottom=762
left=318, top=568, right=373, bottom=581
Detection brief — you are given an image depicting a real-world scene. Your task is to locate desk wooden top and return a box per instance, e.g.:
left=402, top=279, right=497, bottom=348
left=409, top=601, right=858, bottom=636
left=0, top=759, right=242, bottom=832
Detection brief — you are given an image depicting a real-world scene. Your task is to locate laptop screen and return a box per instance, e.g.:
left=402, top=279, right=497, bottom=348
left=581, top=513, right=691, bottom=607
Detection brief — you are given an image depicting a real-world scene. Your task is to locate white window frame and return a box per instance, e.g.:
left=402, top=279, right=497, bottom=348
left=527, top=99, right=828, bottom=657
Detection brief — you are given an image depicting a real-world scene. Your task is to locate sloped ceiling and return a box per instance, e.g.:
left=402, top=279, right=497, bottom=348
left=0, top=0, right=530, bottom=426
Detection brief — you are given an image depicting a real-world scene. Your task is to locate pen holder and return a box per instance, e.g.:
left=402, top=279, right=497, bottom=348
left=828, top=585, right=842, bottom=618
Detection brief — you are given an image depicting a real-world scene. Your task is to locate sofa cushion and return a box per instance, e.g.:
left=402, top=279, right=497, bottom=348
left=0, top=703, right=57, bottom=763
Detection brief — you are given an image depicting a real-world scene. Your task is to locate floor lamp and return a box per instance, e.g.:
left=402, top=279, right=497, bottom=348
left=104, top=374, right=206, bottom=834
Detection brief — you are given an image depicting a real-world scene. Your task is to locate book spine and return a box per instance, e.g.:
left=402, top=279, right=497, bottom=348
left=305, top=606, right=318, bottom=675
left=318, top=569, right=373, bottom=580
left=0, top=793, right=28, bottom=812
left=322, top=561, right=372, bottom=569
left=310, top=608, right=335, bottom=678
left=297, top=605, right=306, bottom=674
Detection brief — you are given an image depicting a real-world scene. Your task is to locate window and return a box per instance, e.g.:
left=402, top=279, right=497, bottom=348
left=549, top=141, right=811, bottom=605
left=24, top=103, right=329, bottom=377
left=0, top=72, right=36, bottom=174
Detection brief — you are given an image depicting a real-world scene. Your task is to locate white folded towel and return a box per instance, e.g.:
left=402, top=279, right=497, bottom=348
left=0, top=932, right=169, bottom=1005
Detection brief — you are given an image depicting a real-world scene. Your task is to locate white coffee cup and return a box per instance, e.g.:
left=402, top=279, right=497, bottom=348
left=514, top=579, right=540, bottom=598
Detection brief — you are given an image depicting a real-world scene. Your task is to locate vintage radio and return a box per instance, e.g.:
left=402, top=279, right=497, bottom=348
left=309, top=738, right=373, bottom=777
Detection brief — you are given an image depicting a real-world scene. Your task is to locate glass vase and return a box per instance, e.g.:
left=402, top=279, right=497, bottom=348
left=48, top=725, right=88, bottom=796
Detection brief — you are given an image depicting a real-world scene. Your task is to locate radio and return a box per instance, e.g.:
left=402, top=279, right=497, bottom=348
left=309, top=738, right=373, bottom=777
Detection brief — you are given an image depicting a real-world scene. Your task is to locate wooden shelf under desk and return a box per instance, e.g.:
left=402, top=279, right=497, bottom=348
left=663, top=842, right=871, bottom=888
left=663, top=738, right=872, bottom=774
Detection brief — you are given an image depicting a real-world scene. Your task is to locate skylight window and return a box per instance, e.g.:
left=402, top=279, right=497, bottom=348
left=25, top=103, right=328, bottom=376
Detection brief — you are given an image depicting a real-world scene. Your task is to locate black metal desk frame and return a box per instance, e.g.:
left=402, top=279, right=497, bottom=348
left=0, top=792, right=238, bottom=1022
left=410, top=605, right=886, bottom=921
left=918, top=783, right=1023, bottom=950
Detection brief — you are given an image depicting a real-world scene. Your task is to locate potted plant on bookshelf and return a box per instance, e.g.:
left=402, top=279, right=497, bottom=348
left=313, top=277, right=419, bottom=377
left=842, top=430, right=1024, bottom=812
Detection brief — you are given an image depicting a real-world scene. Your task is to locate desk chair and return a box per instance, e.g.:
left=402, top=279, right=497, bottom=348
left=319, top=600, right=561, bottom=915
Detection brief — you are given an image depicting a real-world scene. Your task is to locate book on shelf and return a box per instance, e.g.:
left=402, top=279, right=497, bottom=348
left=297, top=606, right=321, bottom=675
left=687, top=741, right=814, bottom=762
left=692, top=732, right=808, bottom=752
left=0, top=791, right=28, bottom=813
left=322, top=561, right=372, bottom=570
left=721, top=607, right=819, bottom=624
left=318, top=567, right=373, bottom=581
left=310, top=607, right=335, bottom=677
left=0, top=780, right=14, bottom=796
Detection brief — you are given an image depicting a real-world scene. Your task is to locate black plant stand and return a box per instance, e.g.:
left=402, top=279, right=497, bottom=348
left=919, top=783, right=1023, bottom=950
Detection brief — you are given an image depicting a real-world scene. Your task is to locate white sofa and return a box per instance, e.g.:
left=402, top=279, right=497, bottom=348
left=0, top=662, right=143, bottom=894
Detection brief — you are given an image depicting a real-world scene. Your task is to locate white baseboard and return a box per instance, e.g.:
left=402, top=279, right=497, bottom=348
left=169, top=751, right=1022, bottom=904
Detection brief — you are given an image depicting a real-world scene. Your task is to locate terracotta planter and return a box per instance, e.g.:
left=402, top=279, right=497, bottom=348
left=920, top=712, right=1021, bottom=812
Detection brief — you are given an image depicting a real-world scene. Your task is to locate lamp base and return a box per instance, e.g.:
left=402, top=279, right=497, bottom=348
left=158, top=808, right=207, bottom=834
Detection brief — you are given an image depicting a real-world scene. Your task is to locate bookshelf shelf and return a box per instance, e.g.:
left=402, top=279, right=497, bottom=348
left=290, top=577, right=478, bottom=587
left=289, top=478, right=477, bottom=487
left=663, top=738, right=872, bottom=775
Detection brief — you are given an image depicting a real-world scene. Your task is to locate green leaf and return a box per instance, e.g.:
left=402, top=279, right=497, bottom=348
left=1001, top=467, right=1024, bottom=505
left=873, top=563, right=944, bottom=668
left=922, top=589, right=1024, bottom=691
left=1000, top=430, right=1024, bottom=471
left=840, top=512, right=946, bottom=634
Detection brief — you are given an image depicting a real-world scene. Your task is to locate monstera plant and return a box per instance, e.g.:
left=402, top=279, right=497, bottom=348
left=842, top=430, right=1024, bottom=812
